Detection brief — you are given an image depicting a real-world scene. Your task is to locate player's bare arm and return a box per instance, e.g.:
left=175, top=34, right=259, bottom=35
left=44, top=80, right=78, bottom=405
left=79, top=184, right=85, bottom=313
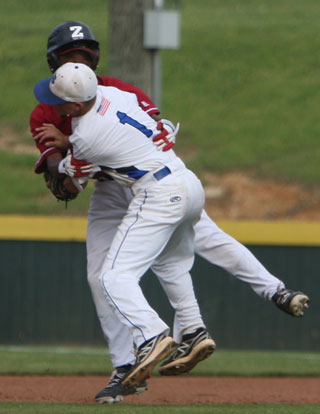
left=46, top=152, right=63, bottom=177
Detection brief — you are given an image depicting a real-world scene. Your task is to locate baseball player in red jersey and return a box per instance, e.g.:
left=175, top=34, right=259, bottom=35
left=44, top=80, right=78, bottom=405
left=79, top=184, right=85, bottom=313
left=30, top=21, right=309, bottom=404
left=34, top=61, right=216, bottom=392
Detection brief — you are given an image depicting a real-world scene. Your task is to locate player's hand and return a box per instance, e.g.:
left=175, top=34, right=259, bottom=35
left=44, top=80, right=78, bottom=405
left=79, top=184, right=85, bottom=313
left=34, top=123, right=70, bottom=150
left=59, top=154, right=101, bottom=178
left=153, top=119, right=180, bottom=151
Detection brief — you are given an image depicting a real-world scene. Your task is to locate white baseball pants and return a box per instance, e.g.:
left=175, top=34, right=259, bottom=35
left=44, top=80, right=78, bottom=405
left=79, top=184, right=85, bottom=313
left=86, top=174, right=284, bottom=368
left=99, top=159, right=205, bottom=348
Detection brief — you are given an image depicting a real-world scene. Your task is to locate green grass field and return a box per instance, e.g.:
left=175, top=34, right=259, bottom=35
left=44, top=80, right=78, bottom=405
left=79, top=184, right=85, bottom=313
left=2, top=0, right=320, bottom=215
left=0, top=346, right=319, bottom=377
left=1, top=403, right=320, bottom=414
left=0, top=346, right=319, bottom=413
left=1, top=403, right=319, bottom=414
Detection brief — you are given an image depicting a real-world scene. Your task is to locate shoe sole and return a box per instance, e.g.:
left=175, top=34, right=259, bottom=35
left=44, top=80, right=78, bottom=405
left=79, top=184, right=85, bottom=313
left=96, top=394, right=124, bottom=404
left=122, top=336, right=176, bottom=388
left=159, top=338, right=216, bottom=376
left=95, top=383, right=147, bottom=404
left=290, top=294, right=310, bottom=317
left=135, top=383, right=148, bottom=394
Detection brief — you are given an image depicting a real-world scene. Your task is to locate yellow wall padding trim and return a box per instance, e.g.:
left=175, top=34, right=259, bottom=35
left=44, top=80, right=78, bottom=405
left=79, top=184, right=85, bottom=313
left=218, top=220, right=320, bottom=247
left=0, top=215, right=87, bottom=242
left=0, top=216, right=319, bottom=246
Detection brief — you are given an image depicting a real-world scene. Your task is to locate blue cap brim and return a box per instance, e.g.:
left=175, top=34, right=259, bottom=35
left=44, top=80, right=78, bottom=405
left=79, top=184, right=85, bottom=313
left=33, top=77, right=67, bottom=105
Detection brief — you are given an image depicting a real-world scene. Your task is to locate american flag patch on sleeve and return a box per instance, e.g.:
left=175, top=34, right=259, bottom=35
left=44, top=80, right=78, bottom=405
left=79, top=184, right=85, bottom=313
left=97, top=96, right=111, bottom=116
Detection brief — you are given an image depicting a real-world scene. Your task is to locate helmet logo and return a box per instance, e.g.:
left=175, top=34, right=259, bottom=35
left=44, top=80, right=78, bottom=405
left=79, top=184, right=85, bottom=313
left=69, top=26, right=84, bottom=40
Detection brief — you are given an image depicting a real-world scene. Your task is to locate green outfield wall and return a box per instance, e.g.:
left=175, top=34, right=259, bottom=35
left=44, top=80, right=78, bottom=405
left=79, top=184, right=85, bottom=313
left=0, top=216, right=319, bottom=351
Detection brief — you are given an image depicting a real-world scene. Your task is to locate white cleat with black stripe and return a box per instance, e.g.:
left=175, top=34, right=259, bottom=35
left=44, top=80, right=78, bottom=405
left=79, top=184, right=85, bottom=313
left=159, top=327, right=216, bottom=376
left=122, top=333, right=176, bottom=388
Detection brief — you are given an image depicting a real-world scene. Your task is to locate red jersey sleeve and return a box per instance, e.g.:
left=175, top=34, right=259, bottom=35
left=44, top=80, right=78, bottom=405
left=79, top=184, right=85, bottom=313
left=30, top=104, right=72, bottom=173
left=97, top=76, right=160, bottom=116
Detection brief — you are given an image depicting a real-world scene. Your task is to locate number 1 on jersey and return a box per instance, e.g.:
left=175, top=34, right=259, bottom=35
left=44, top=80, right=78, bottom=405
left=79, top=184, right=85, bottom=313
left=117, top=111, right=153, bottom=138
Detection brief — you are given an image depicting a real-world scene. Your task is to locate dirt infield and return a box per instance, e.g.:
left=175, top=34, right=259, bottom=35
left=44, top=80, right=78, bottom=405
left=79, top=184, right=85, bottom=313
left=1, top=376, right=319, bottom=404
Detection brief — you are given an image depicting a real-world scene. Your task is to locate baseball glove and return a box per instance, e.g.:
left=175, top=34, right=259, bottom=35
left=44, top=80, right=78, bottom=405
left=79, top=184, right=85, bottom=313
left=44, top=171, right=78, bottom=203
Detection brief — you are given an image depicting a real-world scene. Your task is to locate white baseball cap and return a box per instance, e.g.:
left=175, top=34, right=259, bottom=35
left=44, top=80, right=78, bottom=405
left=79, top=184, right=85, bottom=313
left=34, top=62, right=98, bottom=105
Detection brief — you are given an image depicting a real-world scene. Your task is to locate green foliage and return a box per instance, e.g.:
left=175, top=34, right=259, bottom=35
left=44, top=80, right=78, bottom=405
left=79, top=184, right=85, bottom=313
left=2, top=0, right=320, bottom=215
left=1, top=346, right=319, bottom=377
left=0, top=0, right=108, bottom=133
left=162, top=0, right=320, bottom=183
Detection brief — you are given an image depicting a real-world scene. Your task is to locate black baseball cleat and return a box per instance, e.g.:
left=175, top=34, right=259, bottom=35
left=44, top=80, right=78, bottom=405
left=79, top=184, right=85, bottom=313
left=122, top=333, right=176, bottom=388
left=159, top=327, right=216, bottom=376
left=272, top=288, right=310, bottom=317
left=95, top=364, right=148, bottom=404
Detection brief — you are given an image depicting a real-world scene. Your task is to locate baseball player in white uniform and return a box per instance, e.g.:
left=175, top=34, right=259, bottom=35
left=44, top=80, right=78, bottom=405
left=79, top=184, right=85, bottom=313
left=32, top=20, right=310, bottom=404
left=34, top=62, right=216, bottom=392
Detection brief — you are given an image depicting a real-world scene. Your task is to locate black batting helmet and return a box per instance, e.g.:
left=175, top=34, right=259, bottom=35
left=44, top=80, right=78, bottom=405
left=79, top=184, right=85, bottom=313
left=47, top=20, right=100, bottom=72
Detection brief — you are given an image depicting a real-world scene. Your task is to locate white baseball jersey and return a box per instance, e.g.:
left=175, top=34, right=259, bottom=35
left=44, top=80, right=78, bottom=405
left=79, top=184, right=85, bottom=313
left=70, top=86, right=177, bottom=186
left=68, top=85, right=284, bottom=356
left=68, top=85, right=207, bottom=347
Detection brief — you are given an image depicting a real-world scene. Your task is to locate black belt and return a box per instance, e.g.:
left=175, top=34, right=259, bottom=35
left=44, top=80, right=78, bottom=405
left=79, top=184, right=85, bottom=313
left=153, top=166, right=171, bottom=181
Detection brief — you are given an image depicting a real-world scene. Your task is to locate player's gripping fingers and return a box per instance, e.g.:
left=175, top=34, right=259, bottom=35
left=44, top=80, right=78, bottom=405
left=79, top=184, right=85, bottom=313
left=153, top=126, right=168, bottom=149
left=34, top=124, right=69, bottom=148
left=70, top=157, right=94, bottom=177
left=162, top=141, right=175, bottom=151
left=153, top=132, right=174, bottom=151
left=76, top=165, right=94, bottom=176
left=70, top=157, right=101, bottom=178
left=153, top=120, right=179, bottom=151
left=60, top=155, right=89, bottom=177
